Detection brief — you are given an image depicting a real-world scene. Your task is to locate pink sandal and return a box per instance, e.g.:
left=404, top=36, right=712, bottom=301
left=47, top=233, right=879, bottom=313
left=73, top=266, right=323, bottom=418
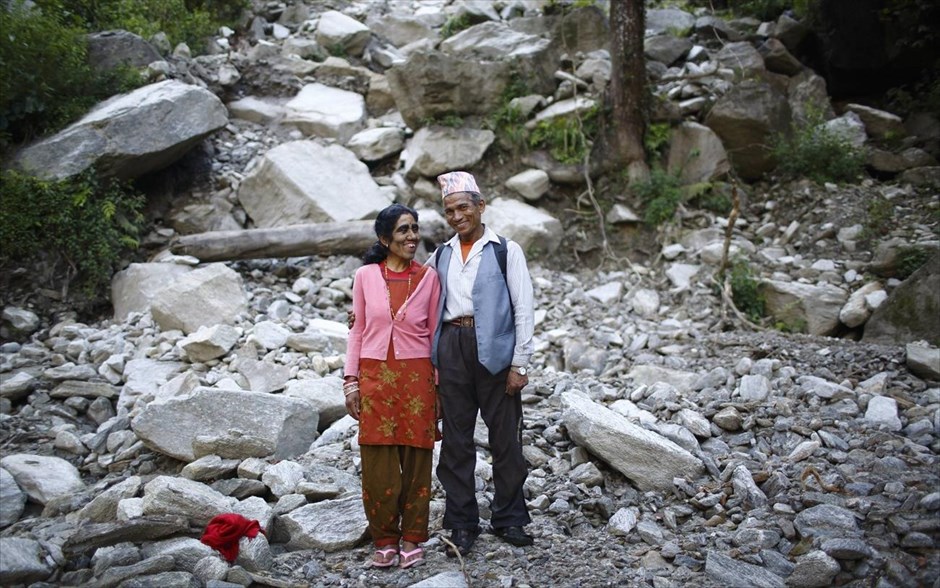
left=399, top=546, right=425, bottom=569
left=372, top=547, right=398, bottom=568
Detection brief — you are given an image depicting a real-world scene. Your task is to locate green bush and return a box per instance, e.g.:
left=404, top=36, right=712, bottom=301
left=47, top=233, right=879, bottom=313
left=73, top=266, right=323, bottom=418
left=0, top=169, right=145, bottom=297
left=771, top=110, right=865, bottom=184
left=37, top=0, right=248, bottom=53
left=528, top=106, right=598, bottom=165
left=729, top=259, right=765, bottom=322
left=634, top=168, right=683, bottom=226
left=440, top=13, right=472, bottom=39
left=691, top=183, right=733, bottom=214
left=644, top=122, right=672, bottom=161
left=488, top=74, right=532, bottom=155
left=0, top=2, right=100, bottom=147
left=897, top=247, right=931, bottom=279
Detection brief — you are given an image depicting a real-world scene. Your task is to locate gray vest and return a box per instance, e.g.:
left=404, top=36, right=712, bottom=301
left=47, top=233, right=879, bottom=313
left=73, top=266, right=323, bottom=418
left=431, top=241, right=515, bottom=375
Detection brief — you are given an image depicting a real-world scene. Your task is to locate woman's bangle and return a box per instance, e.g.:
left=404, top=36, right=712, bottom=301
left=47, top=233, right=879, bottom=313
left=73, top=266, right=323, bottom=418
left=343, top=381, right=359, bottom=397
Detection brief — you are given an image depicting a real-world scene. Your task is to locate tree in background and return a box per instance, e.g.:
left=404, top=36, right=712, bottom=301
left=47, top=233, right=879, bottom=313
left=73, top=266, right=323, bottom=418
left=595, top=0, right=649, bottom=184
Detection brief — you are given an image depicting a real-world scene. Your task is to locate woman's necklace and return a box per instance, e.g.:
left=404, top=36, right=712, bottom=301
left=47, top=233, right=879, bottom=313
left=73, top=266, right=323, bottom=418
left=383, top=261, right=413, bottom=321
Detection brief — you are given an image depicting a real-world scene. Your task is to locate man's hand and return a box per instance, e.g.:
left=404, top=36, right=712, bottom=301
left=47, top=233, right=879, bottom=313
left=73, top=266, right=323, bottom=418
left=505, top=370, right=528, bottom=396
left=347, top=309, right=356, bottom=329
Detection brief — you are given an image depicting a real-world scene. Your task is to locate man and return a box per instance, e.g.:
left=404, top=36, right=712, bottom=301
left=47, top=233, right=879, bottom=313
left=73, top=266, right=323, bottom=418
left=430, top=170, right=536, bottom=557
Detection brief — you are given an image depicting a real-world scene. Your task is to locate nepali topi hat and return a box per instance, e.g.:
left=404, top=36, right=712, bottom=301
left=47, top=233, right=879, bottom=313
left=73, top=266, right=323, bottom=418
left=437, top=171, right=480, bottom=199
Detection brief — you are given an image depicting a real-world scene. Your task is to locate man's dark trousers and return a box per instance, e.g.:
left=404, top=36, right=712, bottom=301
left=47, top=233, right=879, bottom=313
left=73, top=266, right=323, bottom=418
left=436, top=323, right=531, bottom=529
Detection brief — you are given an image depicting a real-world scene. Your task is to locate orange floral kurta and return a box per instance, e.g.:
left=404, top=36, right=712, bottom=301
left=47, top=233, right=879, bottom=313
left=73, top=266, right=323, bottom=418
left=358, top=263, right=437, bottom=449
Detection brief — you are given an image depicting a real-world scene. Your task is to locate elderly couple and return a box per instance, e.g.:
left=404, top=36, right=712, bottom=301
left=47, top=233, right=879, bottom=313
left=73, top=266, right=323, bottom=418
left=343, top=171, right=536, bottom=569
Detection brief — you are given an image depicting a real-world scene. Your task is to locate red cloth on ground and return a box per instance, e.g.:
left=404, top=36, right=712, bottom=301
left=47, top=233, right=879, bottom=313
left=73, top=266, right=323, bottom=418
left=200, top=513, right=263, bottom=562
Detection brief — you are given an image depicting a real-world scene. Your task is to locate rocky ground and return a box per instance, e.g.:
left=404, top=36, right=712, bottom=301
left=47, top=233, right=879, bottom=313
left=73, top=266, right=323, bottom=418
left=1, top=177, right=938, bottom=588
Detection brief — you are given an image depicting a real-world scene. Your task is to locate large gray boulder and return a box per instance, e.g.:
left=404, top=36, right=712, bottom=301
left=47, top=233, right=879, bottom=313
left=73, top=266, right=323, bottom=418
left=704, top=80, right=791, bottom=180
left=111, top=262, right=194, bottom=322
left=863, top=253, right=940, bottom=347
left=150, top=264, right=247, bottom=335
left=87, top=30, right=162, bottom=72
left=132, top=388, right=319, bottom=462
left=282, top=83, right=366, bottom=143
left=0, top=454, right=85, bottom=505
left=387, top=50, right=512, bottom=130
left=279, top=495, right=368, bottom=551
left=666, top=122, right=731, bottom=184
left=12, top=80, right=227, bottom=181
left=760, top=279, right=848, bottom=336
left=560, top=392, right=704, bottom=492
left=482, top=198, right=563, bottom=257
left=237, top=141, right=390, bottom=227
left=402, top=126, right=495, bottom=179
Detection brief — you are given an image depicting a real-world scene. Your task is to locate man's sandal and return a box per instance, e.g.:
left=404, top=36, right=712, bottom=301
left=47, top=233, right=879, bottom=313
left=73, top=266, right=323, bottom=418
left=398, top=546, right=425, bottom=569
left=372, top=547, right=398, bottom=568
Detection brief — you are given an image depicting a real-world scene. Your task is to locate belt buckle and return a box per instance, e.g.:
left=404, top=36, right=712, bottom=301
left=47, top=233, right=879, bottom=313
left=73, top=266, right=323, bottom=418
left=455, top=316, right=474, bottom=328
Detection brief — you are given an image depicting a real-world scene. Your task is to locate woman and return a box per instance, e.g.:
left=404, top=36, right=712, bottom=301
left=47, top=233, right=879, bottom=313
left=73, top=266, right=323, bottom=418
left=344, top=203, right=441, bottom=569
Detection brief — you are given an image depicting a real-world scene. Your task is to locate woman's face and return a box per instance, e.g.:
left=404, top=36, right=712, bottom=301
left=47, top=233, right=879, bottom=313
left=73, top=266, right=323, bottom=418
left=384, top=213, right=420, bottom=265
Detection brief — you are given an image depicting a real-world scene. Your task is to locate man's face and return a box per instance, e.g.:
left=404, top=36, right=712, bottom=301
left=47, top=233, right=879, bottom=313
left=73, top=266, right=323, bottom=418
left=443, top=192, right=485, bottom=241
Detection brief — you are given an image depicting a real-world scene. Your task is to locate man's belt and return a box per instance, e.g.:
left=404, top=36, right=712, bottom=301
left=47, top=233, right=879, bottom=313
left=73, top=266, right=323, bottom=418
left=447, top=316, right=475, bottom=328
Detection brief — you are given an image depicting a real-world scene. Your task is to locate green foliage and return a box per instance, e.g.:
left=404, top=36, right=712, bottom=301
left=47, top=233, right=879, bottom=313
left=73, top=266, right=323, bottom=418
left=644, top=122, right=672, bottom=160
left=488, top=74, right=532, bottom=155
left=440, top=13, right=472, bottom=39
left=36, top=0, right=248, bottom=53
left=634, top=168, right=683, bottom=226
left=885, top=69, right=940, bottom=118
left=862, top=195, right=894, bottom=240
left=0, top=2, right=101, bottom=147
left=897, top=247, right=931, bottom=279
left=771, top=109, right=865, bottom=184
left=528, top=107, right=598, bottom=165
left=689, top=183, right=733, bottom=214
left=728, top=259, right=766, bottom=322
left=421, top=112, right=465, bottom=128
left=0, top=169, right=145, bottom=297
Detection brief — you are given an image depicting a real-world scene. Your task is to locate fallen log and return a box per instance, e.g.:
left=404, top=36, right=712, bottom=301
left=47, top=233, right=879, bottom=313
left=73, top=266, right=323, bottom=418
left=169, top=221, right=377, bottom=262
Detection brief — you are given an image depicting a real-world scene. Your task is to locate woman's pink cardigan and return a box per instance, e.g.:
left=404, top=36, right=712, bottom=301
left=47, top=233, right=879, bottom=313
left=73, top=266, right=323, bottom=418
left=344, top=264, right=441, bottom=378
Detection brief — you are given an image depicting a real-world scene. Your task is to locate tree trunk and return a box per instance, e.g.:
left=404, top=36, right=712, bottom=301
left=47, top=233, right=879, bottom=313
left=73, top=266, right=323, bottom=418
left=598, top=0, right=650, bottom=184
left=170, top=222, right=377, bottom=262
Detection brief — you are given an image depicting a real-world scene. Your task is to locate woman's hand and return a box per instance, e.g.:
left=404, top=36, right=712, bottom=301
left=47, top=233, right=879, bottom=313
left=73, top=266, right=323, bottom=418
left=344, top=378, right=361, bottom=420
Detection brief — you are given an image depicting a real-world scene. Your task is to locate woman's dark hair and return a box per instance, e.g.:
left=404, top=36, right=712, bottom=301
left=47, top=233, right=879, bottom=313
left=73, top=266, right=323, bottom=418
left=362, top=203, right=419, bottom=265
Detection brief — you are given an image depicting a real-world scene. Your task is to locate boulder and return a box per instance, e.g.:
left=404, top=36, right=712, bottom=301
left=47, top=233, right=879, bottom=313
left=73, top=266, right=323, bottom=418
left=237, top=141, right=390, bottom=227
left=387, top=51, right=512, bottom=130
left=666, top=122, right=731, bottom=184
left=283, top=83, right=367, bottom=143
left=705, top=80, right=791, bottom=180
left=561, top=392, right=703, bottom=492
left=863, top=253, right=940, bottom=346
left=132, top=387, right=319, bottom=461
left=150, top=264, right=247, bottom=335
left=12, top=80, right=227, bottom=181
left=760, top=279, right=848, bottom=336
left=0, top=454, right=85, bottom=505
left=111, top=262, right=194, bottom=322
left=481, top=198, right=562, bottom=257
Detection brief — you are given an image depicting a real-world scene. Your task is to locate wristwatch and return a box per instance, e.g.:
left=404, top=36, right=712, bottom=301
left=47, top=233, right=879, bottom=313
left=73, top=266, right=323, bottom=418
left=511, top=366, right=528, bottom=376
